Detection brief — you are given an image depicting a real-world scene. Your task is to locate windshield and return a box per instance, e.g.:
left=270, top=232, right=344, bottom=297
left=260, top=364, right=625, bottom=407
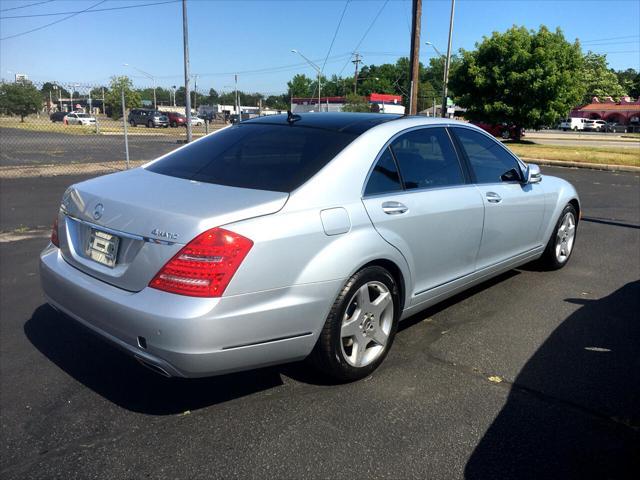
left=146, top=124, right=357, bottom=192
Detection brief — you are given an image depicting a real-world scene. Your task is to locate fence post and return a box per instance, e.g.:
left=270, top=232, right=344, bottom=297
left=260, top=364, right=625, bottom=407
left=205, top=118, right=209, bottom=135
left=121, top=88, right=130, bottom=169
left=95, top=114, right=100, bottom=135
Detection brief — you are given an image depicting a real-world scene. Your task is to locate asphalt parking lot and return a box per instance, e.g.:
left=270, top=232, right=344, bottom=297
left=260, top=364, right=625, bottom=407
left=0, top=127, right=184, bottom=166
left=0, top=166, right=638, bottom=479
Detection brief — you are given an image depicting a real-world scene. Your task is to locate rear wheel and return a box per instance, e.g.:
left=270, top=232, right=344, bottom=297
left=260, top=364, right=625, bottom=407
left=130, top=120, right=136, bottom=127
left=309, top=266, right=399, bottom=381
left=171, top=121, right=177, bottom=127
left=540, top=204, right=577, bottom=270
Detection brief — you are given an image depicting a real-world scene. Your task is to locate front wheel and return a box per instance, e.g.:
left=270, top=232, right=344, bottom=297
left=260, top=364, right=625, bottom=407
left=540, top=204, right=578, bottom=270
left=309, top=266, right=399, bottom=382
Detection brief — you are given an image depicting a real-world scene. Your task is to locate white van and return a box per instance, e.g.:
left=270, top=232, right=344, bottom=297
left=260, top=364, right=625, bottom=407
left=559, top=117, right=588, bottom=131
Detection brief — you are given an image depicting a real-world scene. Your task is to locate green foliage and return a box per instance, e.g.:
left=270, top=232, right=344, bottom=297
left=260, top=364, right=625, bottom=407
left=104, top=76, right=141, bottom=119
left=0, top=82, right=43, bottom=121
left=287, top=74, right=314, bottom=98
left=449, top=25, right=585, bottom=131
left=41, top=82, right=69, bottom=99
left=615, top=68, right=639, bottom=99
left=342, top=93, right=371, bottom=112
left=581, top=52, right=626, bottom=103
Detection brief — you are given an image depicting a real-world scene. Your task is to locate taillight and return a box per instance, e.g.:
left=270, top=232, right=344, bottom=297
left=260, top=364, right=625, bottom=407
left=149, top=227, right=253, bottom=297
left=51, top=215, right=60, bottom=247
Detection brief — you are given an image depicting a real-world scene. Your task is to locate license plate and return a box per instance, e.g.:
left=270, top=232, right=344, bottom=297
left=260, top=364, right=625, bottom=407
left=86, top=229, right=119, bottom=267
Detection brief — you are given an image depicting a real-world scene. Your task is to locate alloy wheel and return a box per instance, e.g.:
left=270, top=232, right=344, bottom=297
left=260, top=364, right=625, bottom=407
left=555, top=212, right=576, bottom=263
left=340, top=281, right=394, bottom=368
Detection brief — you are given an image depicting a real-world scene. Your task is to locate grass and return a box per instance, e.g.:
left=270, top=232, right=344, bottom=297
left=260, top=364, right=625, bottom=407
left=505, top=143, right=640, bottom=167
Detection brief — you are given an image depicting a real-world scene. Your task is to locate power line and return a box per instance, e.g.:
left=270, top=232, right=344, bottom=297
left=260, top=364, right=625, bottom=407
left=1, top=0, right=107, bottom=40
left=338, top=0, right=390, bottom=76
left=0, top=0, right=53, bottom=13
left=1, top=0, right=180, bottom=19
left=580, top=34, right=639, bottom=44
left=321, top=0, right=350, bottom=73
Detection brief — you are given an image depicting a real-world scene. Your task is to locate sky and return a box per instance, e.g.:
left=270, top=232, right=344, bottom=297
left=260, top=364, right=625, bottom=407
left=1, top=0, right=639, bottom=95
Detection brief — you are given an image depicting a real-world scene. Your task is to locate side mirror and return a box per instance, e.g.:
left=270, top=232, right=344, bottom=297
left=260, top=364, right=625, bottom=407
left=524, top=163, right=542, bottom=184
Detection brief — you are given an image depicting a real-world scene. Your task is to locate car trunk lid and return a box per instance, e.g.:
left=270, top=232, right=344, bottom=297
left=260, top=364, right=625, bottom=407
left=58, top=168, right=288, bottom=292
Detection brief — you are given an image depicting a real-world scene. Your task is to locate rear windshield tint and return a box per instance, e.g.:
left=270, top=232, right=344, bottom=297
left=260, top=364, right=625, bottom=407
left=146, top=124, right=357, bottom=192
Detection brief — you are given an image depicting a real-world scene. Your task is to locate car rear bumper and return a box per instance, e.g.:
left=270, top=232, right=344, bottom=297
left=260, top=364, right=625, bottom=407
left=40, top=244, right=342, bottom=377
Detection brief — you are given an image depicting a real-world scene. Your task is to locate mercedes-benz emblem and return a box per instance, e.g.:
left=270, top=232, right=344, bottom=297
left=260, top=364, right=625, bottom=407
left=93, top=203, right=104, bottom=220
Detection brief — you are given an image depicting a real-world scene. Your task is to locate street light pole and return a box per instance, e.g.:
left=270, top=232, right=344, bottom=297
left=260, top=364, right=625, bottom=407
left=291, top=49, right=322, bottom=112
left=123, top=64, right=157, bottom=110
left=182, top=0, right=192, bottom=142
left=441, top=0, right=456, bottom=118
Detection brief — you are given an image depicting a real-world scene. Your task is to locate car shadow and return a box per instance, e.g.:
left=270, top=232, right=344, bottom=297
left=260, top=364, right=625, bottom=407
left=24, top=270, right=525, bottom=414
left=464, top=280, right=640, bottom=479
left=24, top=304, right=292, bottom=415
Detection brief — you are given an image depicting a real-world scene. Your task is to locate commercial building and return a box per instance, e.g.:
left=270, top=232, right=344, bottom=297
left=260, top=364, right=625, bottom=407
left=570, top=96, right=640, bottom=125
left=291, top=93, right=405, bottom=114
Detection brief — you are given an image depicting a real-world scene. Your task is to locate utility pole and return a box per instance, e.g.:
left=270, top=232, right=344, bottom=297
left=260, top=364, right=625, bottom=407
left=182, top=0, right=192, bottom=142
left=408, top=0, right=422, bottom=115
left=352, top=53, right=362, bottom=94
left=121, top=87, right=130, bottom=169
left=102, top=87, right=105, bottom=115
left=234, top=74, right=240, bottom=120
left=441, top=0, right=455, bottom=118
left=193, top=74, right=199, bottom=112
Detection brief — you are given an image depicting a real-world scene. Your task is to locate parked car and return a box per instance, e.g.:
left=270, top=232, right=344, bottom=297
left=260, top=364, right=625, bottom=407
left=603, top=122, right=628, bottom=133
left=65, top=112, right=96, bottom=126
left=50, top=111, right=69, bottom=123
left=128, top=109, right=169, bottom=128
left=583, top=119, right=607, bottom=132
left=40, top=114, right=580, bottom=381
left=190, top=116, right=205, bottom=126
left=472, top=122, right=524, bottom=139
left=559, top=117, right=588, bottom=131
left=161, top=111, right=187, bottom=128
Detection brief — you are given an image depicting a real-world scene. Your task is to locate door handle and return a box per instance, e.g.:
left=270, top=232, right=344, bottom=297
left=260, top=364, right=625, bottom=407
left=486, top=192, right=502, bottom=203
left=382, top=201, right=408, bottom=215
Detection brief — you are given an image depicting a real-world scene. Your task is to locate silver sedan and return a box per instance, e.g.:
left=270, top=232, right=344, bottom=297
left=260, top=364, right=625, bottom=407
left=40, top=113, right=580, bottom=381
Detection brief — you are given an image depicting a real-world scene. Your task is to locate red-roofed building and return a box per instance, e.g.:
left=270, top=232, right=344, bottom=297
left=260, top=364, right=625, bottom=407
left=570, top=96, right=640, bottom=125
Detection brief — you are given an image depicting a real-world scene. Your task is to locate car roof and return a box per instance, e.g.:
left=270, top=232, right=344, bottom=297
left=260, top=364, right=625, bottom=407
left=242, top=112, right=405, bottom=134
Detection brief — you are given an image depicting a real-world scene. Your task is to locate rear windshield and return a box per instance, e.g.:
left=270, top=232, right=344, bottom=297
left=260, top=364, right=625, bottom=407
left=146, top=124, right=357, bottom=192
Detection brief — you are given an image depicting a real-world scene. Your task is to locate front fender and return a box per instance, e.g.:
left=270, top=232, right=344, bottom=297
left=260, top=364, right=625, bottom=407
left=539, top=175, right=581, bottom=246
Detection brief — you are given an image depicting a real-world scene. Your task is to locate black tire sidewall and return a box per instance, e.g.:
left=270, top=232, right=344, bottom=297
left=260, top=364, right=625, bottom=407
left=321, top=266, right=400, bottom=381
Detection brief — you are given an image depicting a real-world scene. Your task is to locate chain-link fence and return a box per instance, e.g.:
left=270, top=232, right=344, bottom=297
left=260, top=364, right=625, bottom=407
left=0, top=80, right=229, bottom=179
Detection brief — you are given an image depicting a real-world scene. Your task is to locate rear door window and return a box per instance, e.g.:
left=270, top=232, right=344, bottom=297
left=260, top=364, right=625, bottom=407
left=146, top=124, right=357, bottom=192
left=452, top=127, right=522, bottom=184
left=389, top=127, right=464, bottom=190
left=364, top=147, right=402, bottom=195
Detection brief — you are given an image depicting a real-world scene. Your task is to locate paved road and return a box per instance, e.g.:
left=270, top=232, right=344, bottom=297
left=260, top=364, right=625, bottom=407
left=0, top=127, right=183, bottom=167
left=526, top=130, right=640, bottom=148
left=1, top=167, right=638, bottom=479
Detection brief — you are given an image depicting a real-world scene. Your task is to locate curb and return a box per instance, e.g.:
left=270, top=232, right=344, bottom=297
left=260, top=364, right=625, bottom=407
left=520, top=157, right=640, bottom=173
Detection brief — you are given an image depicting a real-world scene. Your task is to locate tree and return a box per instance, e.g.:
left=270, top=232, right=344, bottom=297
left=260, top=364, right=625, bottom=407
left=104, top=76, right=141, bottom=119
left=580, top=52, right=626, bottom=103
left=615, top=68, right=640, bottom=99
left=449, top=26, right=584, bottom=135
left=0, top=82, right=43, bottom=121
left=41, top=82, right=69, bottom=99
left=342, top=93, right=371, bottom=112
left=287, top=74, right=313, bottom=98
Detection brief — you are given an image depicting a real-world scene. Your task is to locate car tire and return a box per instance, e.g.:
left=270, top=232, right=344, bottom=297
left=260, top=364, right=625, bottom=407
left=308, top=266, right=400, bottom=382
left=539, top=204, right=578, bottom=270
left=130, top=120, right=136, bottom=127
left=147, top=120, right=153, bottom=128
left=171, top=121, right=177, bottom=127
